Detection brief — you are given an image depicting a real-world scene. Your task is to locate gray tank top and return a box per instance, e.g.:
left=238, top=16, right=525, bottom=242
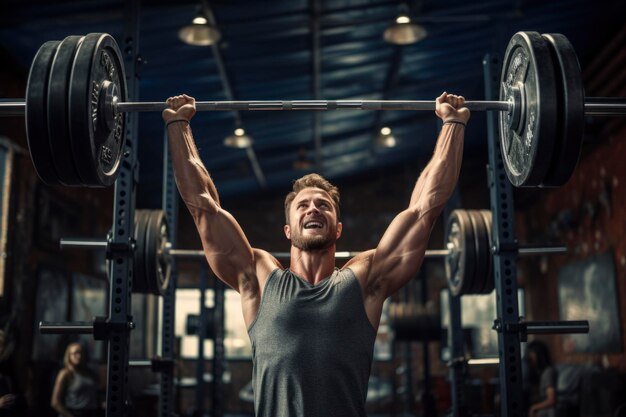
left=248, top=268, right=377, bottom=417
left=64, top=371, right=97, bottom=410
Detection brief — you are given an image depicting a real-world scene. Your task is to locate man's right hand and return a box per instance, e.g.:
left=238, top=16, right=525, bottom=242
left=163, top=94, right=197, bottom=123
left=435, top=92, right=470, bottom=124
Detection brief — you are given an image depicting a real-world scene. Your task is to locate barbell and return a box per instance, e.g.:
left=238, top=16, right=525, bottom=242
left=61, top=208, right=565, bottom=297
left=0, top=32, right=624, bottom=188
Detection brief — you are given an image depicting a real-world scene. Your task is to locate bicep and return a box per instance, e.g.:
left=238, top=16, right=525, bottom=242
left=369, top=208, right=438, bottom=296
left=192, top=206, right=256, bottom=292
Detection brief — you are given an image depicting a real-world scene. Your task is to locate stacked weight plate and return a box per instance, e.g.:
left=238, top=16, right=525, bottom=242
left=133, top=210, right=171, bottom=296
left=498, top=31, right=585, bottom=187
left=445, top=209, right=495, bottom=296
left=26, top=33, right=126, bottom=187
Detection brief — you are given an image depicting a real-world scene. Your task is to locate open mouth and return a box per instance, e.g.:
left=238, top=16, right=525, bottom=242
left=303, top=220, right=324, bottom=229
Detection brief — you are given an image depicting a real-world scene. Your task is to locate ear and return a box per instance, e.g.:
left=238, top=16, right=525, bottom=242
left=336, top=222, right=343, bottom=239
left=284, top=224, right=291, bottom=239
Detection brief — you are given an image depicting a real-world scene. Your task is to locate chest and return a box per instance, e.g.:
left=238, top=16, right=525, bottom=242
left=263, top=273, right=363, bottom=334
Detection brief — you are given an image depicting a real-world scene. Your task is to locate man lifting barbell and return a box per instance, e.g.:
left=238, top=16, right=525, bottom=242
left=162, top=92, right=469, bottom=417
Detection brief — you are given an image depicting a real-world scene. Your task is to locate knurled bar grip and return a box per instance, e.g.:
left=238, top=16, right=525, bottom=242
left=118, top=100, right=512, bottom=112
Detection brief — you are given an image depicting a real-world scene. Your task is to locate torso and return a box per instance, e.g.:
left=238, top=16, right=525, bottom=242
left=241, top=248, right=385, bottom=330
left=247, top=267, right=377, bottom=417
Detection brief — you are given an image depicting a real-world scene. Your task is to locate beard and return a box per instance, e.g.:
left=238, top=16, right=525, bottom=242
left=290, top=224, right=336, bottom=251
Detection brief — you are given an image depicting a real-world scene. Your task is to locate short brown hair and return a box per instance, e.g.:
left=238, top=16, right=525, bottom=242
left=284, top=174, right=340, bottom=224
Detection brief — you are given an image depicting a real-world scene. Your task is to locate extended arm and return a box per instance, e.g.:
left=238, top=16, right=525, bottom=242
left=349, top=93, right=469, bottom=302
left=163, top=95, right=266, bottom=294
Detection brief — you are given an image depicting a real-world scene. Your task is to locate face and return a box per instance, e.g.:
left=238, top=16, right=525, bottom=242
left=284, top=187, right=342, bottom=251
left=68, top=345, right=83, bottom=366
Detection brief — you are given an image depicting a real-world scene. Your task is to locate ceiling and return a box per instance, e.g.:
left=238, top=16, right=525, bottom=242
left=2, top=0, right=625, bottom=208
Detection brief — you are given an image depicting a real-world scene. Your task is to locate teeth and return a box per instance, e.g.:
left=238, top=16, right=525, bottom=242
left=304, top=221, right=323, bottom=229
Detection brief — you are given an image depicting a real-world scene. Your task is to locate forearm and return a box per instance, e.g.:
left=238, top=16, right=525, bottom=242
left=167, top=121, right=220, bottom=214
left=409, top=122, right=465, bottom=214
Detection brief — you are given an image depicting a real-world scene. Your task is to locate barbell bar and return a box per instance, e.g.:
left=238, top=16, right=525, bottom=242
left=2, top=99, right=513, bottom=114
left=59, top=238, right=566, bottom=259
left=3, top=98, right=624, bottom=115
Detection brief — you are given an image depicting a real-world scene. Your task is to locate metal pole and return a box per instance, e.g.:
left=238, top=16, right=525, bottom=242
left=160, top=99, right=180, bottom=417
left=484, top=53, right=525, bottom=417
left=103, top=0, right=140, bottom=415
left=196, top=262, right=208, bottom=416
left=212, top=271, right=225, bottom=417
left=420, top=271, right=437, bottom=417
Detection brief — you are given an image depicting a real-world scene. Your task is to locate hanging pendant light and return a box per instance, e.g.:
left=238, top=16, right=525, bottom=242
left=383, top=14, right=427, bottom=45
left=179, top=15, right=222, bottom=46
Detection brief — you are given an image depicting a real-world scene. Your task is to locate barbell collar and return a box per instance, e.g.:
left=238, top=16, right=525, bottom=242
left=39, top=321, right=93, bottom=334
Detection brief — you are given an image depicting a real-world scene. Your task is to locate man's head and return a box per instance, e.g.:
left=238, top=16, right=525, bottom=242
left=284, top=174, right=342, bottom=251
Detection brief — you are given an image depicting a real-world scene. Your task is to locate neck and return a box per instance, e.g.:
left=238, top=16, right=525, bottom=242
left=289, top=245, right=336, bottom=284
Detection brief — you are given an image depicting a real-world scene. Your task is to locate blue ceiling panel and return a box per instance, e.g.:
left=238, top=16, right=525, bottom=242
left=1, top=0, right=624, bottom=207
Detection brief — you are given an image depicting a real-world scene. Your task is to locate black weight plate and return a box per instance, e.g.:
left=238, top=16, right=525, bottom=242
left=144, top=210, right=170, bottom=296
left=146, top=210, right=170, bottom=295
left=468, top=211, right=488, bottom=295
left=390, top=303, right=441, bottom=342
left=445, top=209, right=476, bottom=296
left=478, top=210, right=495, bottom=294
left=143, top=211, right=157, bottom=294
left=499, top=31, right=558, bottom=187
left=540, top=33, right=585, bottom=187
left=47, top=35, right=85, bottom=186
left=155, top=211, right=171, bottom=295
left=69, top=33, right=126, bottom=187
left=133, top=210, right=149, bottom=293
left=25, top=40, right=62, bottom=185
left=479, top=210, right=496, bottom=294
